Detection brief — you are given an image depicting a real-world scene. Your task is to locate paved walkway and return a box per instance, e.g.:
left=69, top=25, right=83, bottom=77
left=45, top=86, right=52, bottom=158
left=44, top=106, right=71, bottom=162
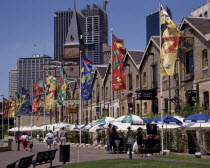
left=0, top=140, right=210, bottom=168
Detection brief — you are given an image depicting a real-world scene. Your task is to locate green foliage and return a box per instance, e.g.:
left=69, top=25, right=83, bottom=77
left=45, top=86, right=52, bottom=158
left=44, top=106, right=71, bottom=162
left=67, top=131, right=79, bottom=143
left=177, top=104, right=207, bottom=118
left=147, top=112, right=171, bottom=119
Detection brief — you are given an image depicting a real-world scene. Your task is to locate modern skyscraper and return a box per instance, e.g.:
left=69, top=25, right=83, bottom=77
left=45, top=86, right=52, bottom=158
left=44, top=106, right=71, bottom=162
left=17, top=54, right=51, bottom=99
left=9, top=67, right=17, bottom=97
left=81, top=1, right=108, bottom=65
left=146, top=6, right=172, bottom=44
left=54, top=10, right=73, bottom=61
left=191, top=0, right=210, bottom=17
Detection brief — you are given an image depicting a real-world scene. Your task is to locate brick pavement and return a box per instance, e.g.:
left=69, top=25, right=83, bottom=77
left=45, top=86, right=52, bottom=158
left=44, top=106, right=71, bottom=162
left=0, top=140, right=127, bottom=168
left=1, top=140, right=210, bottom=168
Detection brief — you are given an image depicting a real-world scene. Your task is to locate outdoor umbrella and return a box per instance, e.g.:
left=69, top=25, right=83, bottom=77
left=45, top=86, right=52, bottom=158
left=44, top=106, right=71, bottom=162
left=95, top=117, right=115, bottom=124
left=152, top=116, right=183, bottom=149
left=116, top=114, right=146, bottom=124
left=183, top=113, right=210, bottom=154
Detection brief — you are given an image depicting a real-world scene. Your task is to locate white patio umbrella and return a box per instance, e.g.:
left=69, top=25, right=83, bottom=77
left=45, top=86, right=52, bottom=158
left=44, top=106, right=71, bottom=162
left=95, top=117, right=116, bottom=124
left=116, top=114, right=146, bottom=124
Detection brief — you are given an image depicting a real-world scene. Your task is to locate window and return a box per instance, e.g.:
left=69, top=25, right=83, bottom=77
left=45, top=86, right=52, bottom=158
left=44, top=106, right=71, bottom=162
left=143, top=72, right=147, bottom=86
left=164, top=99, right=168, bottom=113
left=144, top=102, right=147, bottom=113
left=136, top=75, right=140, bottom=88
left=186, top=50, right=194, bottom=74
left=93, top=90, right=95, bottom=100
left=204, top=11, right=208, bottom=17
left=202, top=49, right=208, bottom=68
left=105, top=87, right=108, bottom=98
left=128, top=73, right=133, bottom=91
left=153, top=64, right=158, bottom=88
left=204, top=92, right=209, bottom=110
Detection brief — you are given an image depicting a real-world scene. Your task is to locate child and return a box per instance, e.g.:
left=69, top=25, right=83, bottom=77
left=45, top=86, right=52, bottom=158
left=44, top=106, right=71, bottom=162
left=28, top=136, right=33, bottom=152
left=53, top=131, right=58, bottom=149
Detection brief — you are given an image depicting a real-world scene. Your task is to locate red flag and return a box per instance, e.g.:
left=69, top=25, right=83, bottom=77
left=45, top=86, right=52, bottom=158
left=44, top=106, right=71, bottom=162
left=3, top=98, right=10, bottom=119
left=32, top=83, right=41, bottom=112
left=112, top=34, right=126, bottom=91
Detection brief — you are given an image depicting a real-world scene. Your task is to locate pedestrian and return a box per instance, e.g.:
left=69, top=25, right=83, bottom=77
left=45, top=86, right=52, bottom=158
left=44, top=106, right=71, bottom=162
left=126, top=127, right=134, bottom=150
left=28, top=136, right=33, bottom=152
left=45, top=130, right=54, bottom=150
left=59, top=127, right=67, bottom=145
left=53, top=131, right=58, bottom=149
left=136, top=127, right=144, bottom=157
left=110, top=126, right=119, bottom=151
left=106, top=123, right=112, bottom=153
left=20, top=132, right=29, bottom=151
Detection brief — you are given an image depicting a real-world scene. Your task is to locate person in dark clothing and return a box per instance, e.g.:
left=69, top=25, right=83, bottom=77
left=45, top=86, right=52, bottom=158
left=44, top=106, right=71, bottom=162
left=136, top=127, right=144, bottom=157
left=110, top=127, right=119, bottom=151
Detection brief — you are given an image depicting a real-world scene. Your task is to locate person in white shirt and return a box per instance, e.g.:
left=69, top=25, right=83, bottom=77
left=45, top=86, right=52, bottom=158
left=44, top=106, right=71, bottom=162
left=53, top=131, right=58, bottom=149
left=126, top=127, right=134, bottom=149
left=46, top=130, right=54, bottom=150
left=20, top=132, right=29, bottom=151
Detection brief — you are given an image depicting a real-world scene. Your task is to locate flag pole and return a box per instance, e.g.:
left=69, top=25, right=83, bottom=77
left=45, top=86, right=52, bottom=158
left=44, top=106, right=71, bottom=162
left=31, top=81, right=33, bottom=137
left=110, top=29, right=113, bottom=117
left=79, top=51, right=82, bottom=145
left=8, top=100, right=9, bottom=137
left=1, top=95, right=4, bottom=139
left=159, top=2, right=164, bottom=154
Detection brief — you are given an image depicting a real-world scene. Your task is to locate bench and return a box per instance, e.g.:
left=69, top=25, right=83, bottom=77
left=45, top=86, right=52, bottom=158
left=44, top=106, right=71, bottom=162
left=6, top=155, right=34, bottom=168
left=32, top=149, right=57, bottom=168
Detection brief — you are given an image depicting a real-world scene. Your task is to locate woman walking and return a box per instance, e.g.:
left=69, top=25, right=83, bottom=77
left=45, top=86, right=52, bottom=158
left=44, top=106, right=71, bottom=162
left=136, top=127, right=144, bottom=157
left=45, top=130, right=54, bottom=150
left=20, top=132, right=29, bottom=151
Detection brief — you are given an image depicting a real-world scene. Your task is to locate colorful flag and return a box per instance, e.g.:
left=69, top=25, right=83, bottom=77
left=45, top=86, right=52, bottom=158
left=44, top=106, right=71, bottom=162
left=32, top=83, right=41, bottom=112
left=81, top=56, right=92, bottom=101
left=46, top=76, right=56, bottom=109
left=57, top=67, right=67, bottom=105
left=15, top=92, right=22, bottom=112
left=160, top=5, right=180, bottom=76
left=112, top=34, right=126, bottom=91
left=3, top=98, right=10, bottom=119
left=9, top=96, right=15, bottom=118
left=21, top=87, right=30, bottom=114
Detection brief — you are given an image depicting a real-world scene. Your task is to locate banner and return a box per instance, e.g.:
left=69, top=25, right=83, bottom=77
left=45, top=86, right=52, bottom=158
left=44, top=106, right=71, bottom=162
left=57, top=67, right=67, bottom=105
left=3, top=98, right=9, bottom=119
left=9, top=96, right=15, bottom=118
left=32, top=83, right=41, bottom=112
left=46, top=76, right=56, bottom=110
left=21, top=87, right=30, bottom=114
left=15, top=92, right=22, bottom=112
left=81, top=56, right=92, bottom=101
left=160, top=5, right=180, bottom=76
left=112, top=34, right=126, bottom=91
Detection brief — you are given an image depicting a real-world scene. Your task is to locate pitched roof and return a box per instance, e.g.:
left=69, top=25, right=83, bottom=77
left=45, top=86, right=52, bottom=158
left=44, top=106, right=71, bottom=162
left=97, top=66, right=108, bottom=79
left=180, top=17, right=210, bottom=41
left=127, top=50, right=144, bottom=65
left=151, top=36, right=160, bottom=47
left=65, top=10, right=84, bottom=46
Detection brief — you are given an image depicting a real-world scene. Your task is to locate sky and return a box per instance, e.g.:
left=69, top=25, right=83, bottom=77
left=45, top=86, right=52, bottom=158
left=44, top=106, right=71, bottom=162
left=0, top=0, right=207, bottom=99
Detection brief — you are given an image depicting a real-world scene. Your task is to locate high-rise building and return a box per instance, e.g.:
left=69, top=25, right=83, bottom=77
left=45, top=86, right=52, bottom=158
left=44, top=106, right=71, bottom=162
left=191, top=0, right=210, bottom=17
left=81, top=1, right=108, bottom=65
left=17, top=54, right=51, bottom=99
left=8, top=67, right=17, bottom=97
left=54, top=10, right=73, bottom=61
left=146, top=6, right=172, bottom=44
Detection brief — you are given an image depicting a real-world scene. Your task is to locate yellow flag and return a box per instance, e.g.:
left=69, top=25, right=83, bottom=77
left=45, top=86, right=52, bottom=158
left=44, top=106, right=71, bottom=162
left=9, top=96, right=15, bottom=118
left=46, top=76, right=56, bottom=110
left=160, top=5, right=180, bottom=76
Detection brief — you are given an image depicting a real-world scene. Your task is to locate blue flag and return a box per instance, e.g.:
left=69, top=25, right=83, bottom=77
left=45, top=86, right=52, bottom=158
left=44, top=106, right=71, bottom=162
left=81, top=56, right=92, bottom=101
left=21, top=87, right=30, bottom=114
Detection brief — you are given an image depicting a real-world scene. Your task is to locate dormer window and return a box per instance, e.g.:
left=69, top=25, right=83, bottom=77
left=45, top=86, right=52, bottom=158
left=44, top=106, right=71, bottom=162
left=70, top=35, right=74, bottom=42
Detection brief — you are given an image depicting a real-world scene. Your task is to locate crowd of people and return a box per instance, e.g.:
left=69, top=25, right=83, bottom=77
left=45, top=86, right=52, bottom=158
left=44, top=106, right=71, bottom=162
left=17, top=127, right=67, bottom=151
left=106, top=124, right=145, bottom=157
left=17, top=124, right=145, bottom=157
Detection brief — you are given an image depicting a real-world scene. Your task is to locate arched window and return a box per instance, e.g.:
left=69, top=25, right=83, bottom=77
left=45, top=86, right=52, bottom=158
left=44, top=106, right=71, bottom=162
left=204, top=11, right=208, bottom=17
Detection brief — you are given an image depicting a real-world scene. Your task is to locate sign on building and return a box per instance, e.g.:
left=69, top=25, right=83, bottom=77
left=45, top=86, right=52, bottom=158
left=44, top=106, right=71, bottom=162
left=68, top=108, right=78, bottom=114
left=136, top=90, right=156, bottom=100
